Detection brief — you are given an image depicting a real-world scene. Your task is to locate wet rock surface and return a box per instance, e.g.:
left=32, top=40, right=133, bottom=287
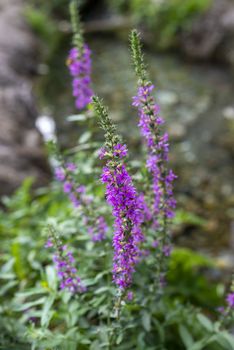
left=0, top=0, right=50, bottom=196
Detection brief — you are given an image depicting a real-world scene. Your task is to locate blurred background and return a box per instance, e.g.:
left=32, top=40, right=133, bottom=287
left=0, top=0, right=234, bottom=263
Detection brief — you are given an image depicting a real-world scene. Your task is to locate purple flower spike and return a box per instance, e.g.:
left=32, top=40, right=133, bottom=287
left=101, top=155, right=144, bottom=290
left=54, top=165, right=108, bottom=244
left=46, top=241, right=85, bottom=294
left=67, top=45, right=93, bottom=110
left=133, top=83, right=176, bottom=222
left=226, top=292, right=234, bottom=308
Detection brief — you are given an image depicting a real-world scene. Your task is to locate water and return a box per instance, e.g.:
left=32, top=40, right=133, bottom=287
left=37, top=35, right=234, bottom=262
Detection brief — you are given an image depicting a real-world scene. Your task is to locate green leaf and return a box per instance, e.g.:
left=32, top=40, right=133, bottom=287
left=179, top=325, right=194, bottom=349
left=190, top=334, right=221, bottom=350
left=94, top=286, right=111, bottom=294
left=16, top=287, right=47, bottom=298
left=215, top=332, right=234, bottom=350
left=67, top=114, right=87, bottom=122
left=45, top=265, right=57, bottom=290
left=153, top=318, right=165, bottom=343
left=116, top=332, right=123, bottom=345
left=174, top=210, right=206, bottom=226
left=41, top=294, right=55, bottom=327
left=14, top=297, right=46, bottom=311
left=142, top=311, right=151, bottom=332
left=197, top=313, right=213, bottom=332
left=0, top=280, right=18, bottom=296
left=190, top=337, right=210, bottom=350
left=79, top=131, right=91, bottom=144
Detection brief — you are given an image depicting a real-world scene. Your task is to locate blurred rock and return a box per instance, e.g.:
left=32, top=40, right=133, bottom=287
left=168, top=122, right=186, bottom=141
left=0, top=0, right=50, bottom=197
left=157, top=90, right=179, bottom=106
left=222, top=106, right=234, bottom=121
left=180, top=0, right=234, bottom=67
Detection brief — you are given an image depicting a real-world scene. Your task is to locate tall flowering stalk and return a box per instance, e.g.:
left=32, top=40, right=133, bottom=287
left=45, top=225, right=86, bottom=294
left=92, top=96, right=144, bottom=299
left=55, top=160, right=108, bottom=242
left=130, top=30, right=176, bottom=289
left=49, top=140, right=108, bottom=242
left=67, top=0, right=93, bottom=110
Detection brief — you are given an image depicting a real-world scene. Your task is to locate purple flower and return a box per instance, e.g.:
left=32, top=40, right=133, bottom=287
left=54, top=167, right=82, bottom=208
left=76, top=185, right=86, bottom=194
left=98, top=147, right=107, bottom=159
left=133, top=83, right=176, bottom=222
left=162, top=245, right=172, bottom=257
left=69, top=193, right=80, bottom=207
left=137, top=193, right=153, bottom=222
left=101, top=159, right=144, bottom=290
left=132, top=80, right=177, bottom=290
left=96, top=216, right=108, bottom=240
left=88, top=216, right=108, bottom=242
left=55, top=168, right=65, bottom=182
left=54, top=165, right=108, bottom=243
left=46, top=242, right=85, bottom=294
left=217, top=306, right=225, bottom=314
left=113, top=144, right=128, bottom=158
left=66, top=162, right=76, bottom=172
left=67, top=45, right=93, bottom=110
left=133, top=83, right=177, bottom=222
left=63, top=181, right=73, bottom=193
left=226, top=293, right=234, bottom=308
left=132, top=85, right=154, bottom=107
left=127, top=291, right=134, bottom=301
left=45, top=239, right=53, bottom=248
left=152, top=240, right=159, bottom=248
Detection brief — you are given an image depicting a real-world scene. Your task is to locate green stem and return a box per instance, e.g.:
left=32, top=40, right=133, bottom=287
left=69, top=0, right=84, bottom=54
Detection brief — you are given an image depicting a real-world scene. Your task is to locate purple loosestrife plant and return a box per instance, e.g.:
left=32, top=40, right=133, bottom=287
left=130, top=30, right=176, bottom=290
left=55, top=161, right=107, bottom=242
left=92, top=96, right=144, bottom=300
left=68, top=0, right=93, bottom=110
left=45, top=225, right=86, bottom=294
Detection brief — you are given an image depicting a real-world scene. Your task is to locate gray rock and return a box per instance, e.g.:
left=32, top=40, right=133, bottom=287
left=0, top=0, right=50, bottom=197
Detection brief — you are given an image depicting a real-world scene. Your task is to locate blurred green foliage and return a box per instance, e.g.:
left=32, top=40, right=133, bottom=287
left=25, top=0, right=212, bottom=51
left=0, top=173, right=228, bottom=349
left=110, top=0, right=211, bottom=49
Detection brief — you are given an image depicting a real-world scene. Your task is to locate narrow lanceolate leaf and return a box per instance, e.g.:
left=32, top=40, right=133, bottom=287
left=41, top=294, right=55, bottom=327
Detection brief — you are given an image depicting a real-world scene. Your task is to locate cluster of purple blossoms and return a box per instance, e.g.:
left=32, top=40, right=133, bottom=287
left=55, top=163, right=89, bottom=208
left=45, top=240, right=86, bottom=293
left=100, top=144, right=144, bottom=290
left=67, top=45, right=93, bottom=110
left=87, top=216, right=108, bottom=242
left=226, top=292, right=234, bottom=308
left=133, top=84, right=176, bottom=229
left=55, top=162, right=107, bottom=242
